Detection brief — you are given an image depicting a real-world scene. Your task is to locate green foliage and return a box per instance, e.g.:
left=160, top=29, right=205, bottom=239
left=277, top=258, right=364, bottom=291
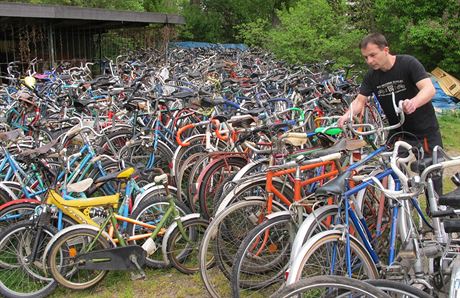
left=178, top=4, right=225, bottom=43
left=235, top=19, right=271, bottom=48
left=253, top=0, right=365, bottom=68
left=374, top=0, right=460, bottom=76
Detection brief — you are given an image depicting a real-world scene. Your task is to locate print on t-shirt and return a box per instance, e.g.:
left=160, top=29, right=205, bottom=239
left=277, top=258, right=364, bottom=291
left=376, top=80, right=406, bottom=97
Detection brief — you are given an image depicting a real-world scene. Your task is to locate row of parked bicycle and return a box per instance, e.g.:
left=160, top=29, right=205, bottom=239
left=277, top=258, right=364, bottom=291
left=0, top=47, right=459, bottom=298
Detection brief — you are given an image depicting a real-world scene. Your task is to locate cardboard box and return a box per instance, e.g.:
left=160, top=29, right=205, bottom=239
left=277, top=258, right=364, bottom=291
left=431, top=67, right=460, bottom=99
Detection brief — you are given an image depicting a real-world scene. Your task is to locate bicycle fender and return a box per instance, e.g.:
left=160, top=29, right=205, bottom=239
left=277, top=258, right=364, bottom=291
left=286, top=230, right=374, bottom=285
left=133, top=185, right=178, bottom=210
left=43, top=224, right=116, bottom=267
left=290, top=205, right=339, bottom=266
left=232, top=158, right=269, bottom=182
left=161, top=213, right=201, bottom=265
left=171, top=134, right=206, bottom=176
left=0, top=198, right=40, bottom=211
left=0, top=181, right=19, bottom=201
left=265, top=210, right=291, bottom=220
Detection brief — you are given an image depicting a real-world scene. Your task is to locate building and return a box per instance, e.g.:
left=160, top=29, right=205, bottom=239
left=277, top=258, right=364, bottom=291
left=0, top=2, right=185, bottom=74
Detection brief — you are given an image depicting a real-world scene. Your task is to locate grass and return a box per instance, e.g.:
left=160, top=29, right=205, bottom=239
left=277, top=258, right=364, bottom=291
left=438, top=112, right=460, bottom=152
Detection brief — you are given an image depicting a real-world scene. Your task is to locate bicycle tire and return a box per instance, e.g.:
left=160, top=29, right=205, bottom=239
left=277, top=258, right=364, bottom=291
left=47, top=227, right=111, bottom=290
left=175, top=151, right=208, bottom=207
left=366, top=279, right=432, bottom=298
left=0, top=220, right=58, bottom=298
left=166, top=217, right=211, bottom=274
left=231, top=213, right=293, bottom=297
left=199, top=199, right=265, bottom=297
left=186, top=153, right=212, bottom=212
left=0, top=203, right=76, bottom=231
left=288, top=231, right=378, bottom=284
left=126, top=195, right=192, bottom=268
left=0, top=202, right=37, bottom=230
left=118, top=139, right=173, bottom=175
left=198, top=156, right=247, bottom=219
left=272, top=275, right=390, bottom=298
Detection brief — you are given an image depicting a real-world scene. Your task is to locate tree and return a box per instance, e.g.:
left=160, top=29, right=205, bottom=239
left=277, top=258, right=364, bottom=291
left=374, top=0, right=460, bottom=76
left=238, top=0, right=364, bottom=67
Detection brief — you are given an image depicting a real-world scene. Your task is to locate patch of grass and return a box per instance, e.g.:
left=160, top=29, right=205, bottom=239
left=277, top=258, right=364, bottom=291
left=438, top=113, right=460, bottom=152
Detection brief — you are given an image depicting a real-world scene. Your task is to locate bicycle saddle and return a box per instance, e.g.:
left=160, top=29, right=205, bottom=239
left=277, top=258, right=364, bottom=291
left=18, top=139, right=59, bottom=159
left=315, top=171, right=351, bottom=197
left=439, top=187, right=460, bottom=208
left=410, top=156, right=446, bottom=173
left=172, top=91, right=196, bottom=98
left=67, top=178, right=94, bottom=193
left=0, top=129, right=24, bottom=142
left=201, top=96, right=226, bottom=106
left=74, top=98, right=96, bottom=108
left=442, top=219, right=460, bottom=233
left=94, top=167, right=136, bottom=184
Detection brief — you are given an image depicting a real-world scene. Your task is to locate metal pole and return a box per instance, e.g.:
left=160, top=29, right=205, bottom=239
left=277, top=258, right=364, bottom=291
left=48, top=23, right=55, bottom=68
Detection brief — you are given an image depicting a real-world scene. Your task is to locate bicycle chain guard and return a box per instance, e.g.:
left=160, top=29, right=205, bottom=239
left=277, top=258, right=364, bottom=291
left=75, top=245, right=146, bottom=270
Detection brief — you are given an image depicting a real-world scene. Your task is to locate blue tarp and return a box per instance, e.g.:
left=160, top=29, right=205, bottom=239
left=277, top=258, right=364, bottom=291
left=169, top=41, right=248, bottom=51
left=431, top=78, right=460, bottom=111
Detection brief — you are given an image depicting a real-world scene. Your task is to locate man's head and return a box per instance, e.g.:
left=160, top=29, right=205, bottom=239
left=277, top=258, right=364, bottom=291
left=359, top=33, right=391, bottom=71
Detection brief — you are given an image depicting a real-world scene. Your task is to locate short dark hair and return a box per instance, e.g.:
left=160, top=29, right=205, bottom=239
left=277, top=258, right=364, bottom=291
left=359, top=33, right=388, bottom=49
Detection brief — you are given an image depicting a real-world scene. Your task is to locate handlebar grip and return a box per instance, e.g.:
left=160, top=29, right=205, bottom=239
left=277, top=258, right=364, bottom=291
left=176, top=124, right=195, bottom=147
left=431, top=209, right=456, bottom=218
left=154, top=174, right=168, bottom=185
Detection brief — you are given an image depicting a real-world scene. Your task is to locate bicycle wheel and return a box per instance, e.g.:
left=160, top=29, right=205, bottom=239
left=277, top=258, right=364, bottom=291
left=273, top=275, right=390, bottom=298
left=0, top=220, right=57, bottom=298
left=231, top=213, right=293, bottom=297
left=0, top=203, right=76, bottom=232
left=366, top=279, right=432, bottom=298
left=0, top=202, right=36, bottom=231
left=198, top=156, right=248, bottom=219
left=186, top=153, right=212, bottom=212
left=119, top=139, right=173, bottom=174
left=98, top=127, right=134, bottom=156
left=199, top=199, right=286, bottom=298
left=126, top=196, right=191, bottom=268
left=175, top=152, right=204, bottom=207
left=166, top=217, right=211, bottom=274
left=47, top=227, right=111, bottom=290
left=288, top=230, right=378, bottom=284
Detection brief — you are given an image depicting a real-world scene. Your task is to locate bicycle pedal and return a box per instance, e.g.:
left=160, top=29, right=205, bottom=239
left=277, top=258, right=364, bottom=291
left=130, top=271, right=146, bottom=281
left=396, top=250, right=417, bottom=260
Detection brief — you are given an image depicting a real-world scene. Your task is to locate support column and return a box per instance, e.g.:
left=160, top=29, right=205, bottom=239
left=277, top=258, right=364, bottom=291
left=48, top=23, right=56, bottom=68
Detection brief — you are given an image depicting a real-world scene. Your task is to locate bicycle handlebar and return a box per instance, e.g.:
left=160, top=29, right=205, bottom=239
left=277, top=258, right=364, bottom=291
left=348, top=92, right=405, bottom=136
left=364, top=140, right=419, bottom=199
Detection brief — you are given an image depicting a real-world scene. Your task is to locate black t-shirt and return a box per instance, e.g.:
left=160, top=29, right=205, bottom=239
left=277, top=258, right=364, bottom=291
left=359, top=55, right=439, bottom=136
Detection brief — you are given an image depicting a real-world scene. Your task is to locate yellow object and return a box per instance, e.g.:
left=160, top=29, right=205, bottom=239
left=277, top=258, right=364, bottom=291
left=23, top=76, right=36, bottom=89
left=431, top=67, right=460, bottom=100
left=117, top=167, right=135, bottom=179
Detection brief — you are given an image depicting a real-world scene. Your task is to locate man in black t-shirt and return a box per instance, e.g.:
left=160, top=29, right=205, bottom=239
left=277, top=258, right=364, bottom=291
left=338, top=32, right=442, bottom=153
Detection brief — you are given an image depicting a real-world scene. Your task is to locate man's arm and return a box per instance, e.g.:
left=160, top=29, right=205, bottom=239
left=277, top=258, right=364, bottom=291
left=338, top=94, right=367, bottom=127
left=402, top=78, right=436, bottom=114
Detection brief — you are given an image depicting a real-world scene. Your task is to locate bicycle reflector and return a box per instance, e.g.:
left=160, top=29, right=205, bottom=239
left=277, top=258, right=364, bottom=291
left=23, top=76, right=36, bottom=89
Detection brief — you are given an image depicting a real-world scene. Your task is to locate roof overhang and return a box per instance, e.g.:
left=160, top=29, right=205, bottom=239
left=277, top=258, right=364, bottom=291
left=0, top=2, right=185, bottom=25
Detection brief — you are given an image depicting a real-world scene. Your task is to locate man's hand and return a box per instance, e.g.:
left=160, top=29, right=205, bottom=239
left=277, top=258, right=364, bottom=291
left=402, top=98, right=417, bottom=114
left=338, top=113, right=349, bottom=127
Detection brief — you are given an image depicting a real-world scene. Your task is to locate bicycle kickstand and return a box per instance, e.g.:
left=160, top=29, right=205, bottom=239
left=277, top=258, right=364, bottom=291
left=129, top=254, right=146, bottom=281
